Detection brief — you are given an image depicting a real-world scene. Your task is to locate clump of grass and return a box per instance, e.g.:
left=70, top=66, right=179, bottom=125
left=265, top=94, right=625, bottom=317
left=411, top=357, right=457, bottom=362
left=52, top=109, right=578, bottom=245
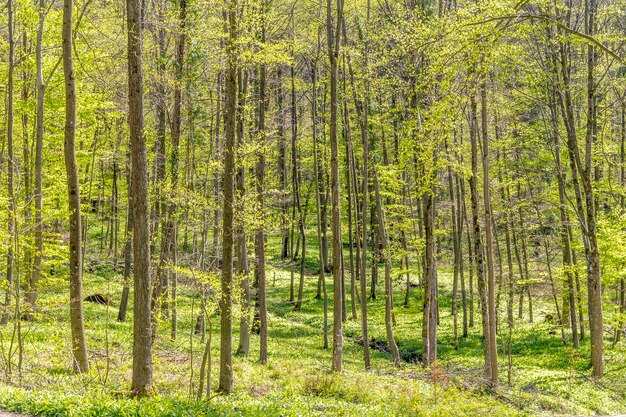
left=303, top=374, right=339, bottom=397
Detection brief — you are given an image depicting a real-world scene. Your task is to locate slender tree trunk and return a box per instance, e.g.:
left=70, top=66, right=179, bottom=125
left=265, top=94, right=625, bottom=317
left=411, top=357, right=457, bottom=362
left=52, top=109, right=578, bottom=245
left=118, top=148, right=133, bottom=322
left=447, top=141, right=459, bottom=350
left=63, top=0, right=89, bottom=373
left=292, top=65, right=306, bottom=313
left=583, top=0, right=603, bottom=377
left=344, top=123, right=357, bottom=320
left=277, top=68, right=289, bottom=261
left=170, top=0, right=186, bottom=340
left=373, top=169, right=400, bottom=365
left=615, top=99, right=626, bottom=345
left=469, top=87, right=492, bottom=382
left=128, top=0, right=153, bottom=395
left=219, top=0, right=238, bottom=393
left=457, top=174, right=468, bottom=338
left=342, top=14, right=371, bottom=369
left=423, top=185, right=438, bottom=364
left=28, top=0, right=46, bottom=318
left=327, top=0, right=344, bottom=371
left=558, top=6, right=597, bottom=364
left=480, top=81, right=498, bottom=386
left=549, top=78, right=578, bottom=346
left=3, top=0, right=16, bottom=327
left=256, top=5, right=268, bottom=363
left=311, top=63, right=329, bottom=349
left=236, top=69, right=250, bottom=355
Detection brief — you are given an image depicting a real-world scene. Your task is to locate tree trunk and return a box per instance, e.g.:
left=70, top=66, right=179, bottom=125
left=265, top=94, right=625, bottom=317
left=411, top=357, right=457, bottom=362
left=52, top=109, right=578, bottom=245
left=469, top=86, right=492, bottom=382
left=447, top=141, right=459, bottom=350
left=311, top=63, right=329, bottom=349
left=256, top=6, right=268, bottom=363
left=128, top=0, right=153, bottom=395
left=3, top=0, right=16, bottom=327
left=583, top=0, right=603, bottom=377
left=327, top=0, right=343, bottom=372
left=373, top=169, right=400, bottom=365
left=423, top=186, right=437, bottom=365
left=118, top=149, right=133, bottom=323
left=480, top=81, right=498, bottom=386
left=63, top=0, right=89, bottom=373
left=236, top=69, right=250, bottom=355
left=219, top=0, right=237, bottom=394
left=28, top=0, right=46, bottom=318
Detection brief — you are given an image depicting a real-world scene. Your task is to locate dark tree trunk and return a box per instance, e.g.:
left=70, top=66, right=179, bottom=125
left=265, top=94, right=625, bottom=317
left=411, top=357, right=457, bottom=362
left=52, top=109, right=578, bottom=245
left=128, top=0, right=153, bottom=395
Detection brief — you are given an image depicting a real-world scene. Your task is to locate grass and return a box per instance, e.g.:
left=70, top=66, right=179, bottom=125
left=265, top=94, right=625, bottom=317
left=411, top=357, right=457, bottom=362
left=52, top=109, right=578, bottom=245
left=0, top=231, right=625, bottom=416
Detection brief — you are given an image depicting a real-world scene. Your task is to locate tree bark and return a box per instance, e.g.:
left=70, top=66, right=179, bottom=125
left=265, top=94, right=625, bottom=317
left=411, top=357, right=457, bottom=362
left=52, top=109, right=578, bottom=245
left=327, top=0, right=343, bottom=372
left=219, top=0, right=238, bottom=393
left=63, top=0, right=89, bottom=373
left=256, top=4, right=268, bottom=363
left=128, top=0, right=153, bottom=395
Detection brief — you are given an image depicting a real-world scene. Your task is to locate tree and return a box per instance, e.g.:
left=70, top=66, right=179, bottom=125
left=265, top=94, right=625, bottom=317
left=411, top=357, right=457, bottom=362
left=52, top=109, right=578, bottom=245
left=480, top=81, right=498, bottom=385
left=128, top=0, right=153, bottom=396
left=327, top=0, right=344, bottom=373
left=62, top=0, right=89, bottom=373
left=256, top=0, right=268, bottom=364
left=219, top=0, right=238, bottom=393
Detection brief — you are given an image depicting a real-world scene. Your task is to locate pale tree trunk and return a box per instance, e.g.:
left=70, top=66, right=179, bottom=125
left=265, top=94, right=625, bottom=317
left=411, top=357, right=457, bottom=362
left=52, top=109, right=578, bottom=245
left=128, top=0, right=153, bottom=396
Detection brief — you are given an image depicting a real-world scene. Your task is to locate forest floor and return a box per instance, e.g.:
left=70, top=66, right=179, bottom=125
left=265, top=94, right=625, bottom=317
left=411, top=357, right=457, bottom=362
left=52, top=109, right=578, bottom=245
left=0, top=235, right=625, bottom=416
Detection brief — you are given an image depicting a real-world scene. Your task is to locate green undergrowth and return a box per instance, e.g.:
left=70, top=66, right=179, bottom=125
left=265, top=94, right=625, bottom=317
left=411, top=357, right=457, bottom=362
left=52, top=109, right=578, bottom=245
left=0, top=234, right=625, bottom=416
